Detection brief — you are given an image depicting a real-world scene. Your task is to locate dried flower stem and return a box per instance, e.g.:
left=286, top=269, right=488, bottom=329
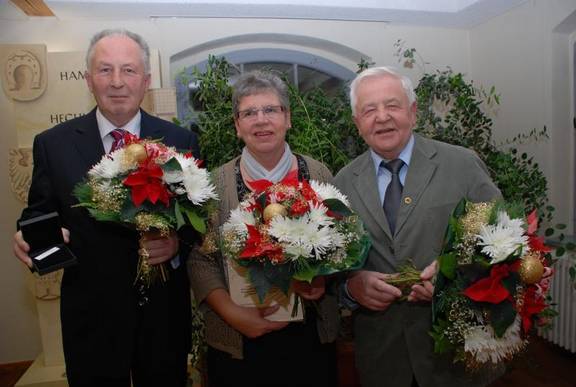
left=385, top=263, right=422, bottom=297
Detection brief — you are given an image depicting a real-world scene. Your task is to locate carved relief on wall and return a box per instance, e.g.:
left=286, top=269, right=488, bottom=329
left=1, top=45, right=47, bottom=101
left=9, top=147, right=33, bottom=204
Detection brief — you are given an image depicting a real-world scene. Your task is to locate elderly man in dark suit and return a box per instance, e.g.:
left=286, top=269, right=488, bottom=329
left=13, top=29, right=199, bottom=387
left=334, top=67, right=502, bottom=387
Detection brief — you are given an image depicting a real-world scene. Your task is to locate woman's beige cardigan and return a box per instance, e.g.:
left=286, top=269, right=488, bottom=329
left=188, top=155, right=340, bottom=359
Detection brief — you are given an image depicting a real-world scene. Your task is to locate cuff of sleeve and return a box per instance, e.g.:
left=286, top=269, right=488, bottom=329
left=339, top=279, right=359, bottom=311
left=170, top=255, right=180, bottom=269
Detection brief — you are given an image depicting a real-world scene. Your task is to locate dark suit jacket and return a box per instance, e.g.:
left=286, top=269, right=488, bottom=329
left=334, top=134, right=502, bottom=387
left=20, top=108, right=199, bottom=379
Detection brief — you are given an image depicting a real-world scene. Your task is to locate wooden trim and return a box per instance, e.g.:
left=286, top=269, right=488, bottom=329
left=10, top=0, right=55, bottom=17
left=0, top=360, right=33, bottom=387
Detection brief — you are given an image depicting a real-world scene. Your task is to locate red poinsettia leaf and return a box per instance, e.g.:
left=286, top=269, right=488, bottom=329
left=245, top=224, right=262, bottom=243
left=529, top=234, right=552, bottom=253
left=131, top=186, right=147, bottom=207
left=147, top=164, right=164, bottom=178
left=147, top=183, right=161, bottom=204
left=240, top=224, right=265, bottom=258
left=239, top=246, right=261, bottom=259
left=527, top=210, right=538, bottom=235
left=159, top=188, right=171, bottom=206
left=259, top=242, right=282, bottom=256
left=520, top=286, right=548, bottom=332
left=123, top=171, right=148, bottom=186
left=463, top=264, right=511, bottom=303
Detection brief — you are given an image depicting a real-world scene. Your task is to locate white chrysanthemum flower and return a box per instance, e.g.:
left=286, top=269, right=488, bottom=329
left=268, top=215, right=334, bottom=261
left=310, top=180, right=350, bottom=207
left=497, top=211, right=526, bottom=238
left=284, top=243, right=313, bottom=260
left=464, top=316, right=527, bottom=364
left=88, top=152, right=125, bottom=179
left=308, top=201, right=333, bottom=227
left=329, top=228, right=346, bottom=249
left=307, top=225, right=333, bottom=259
left=223, top=208, right=255, bottom=235
left=166, top=154, right=217, bottom=205
left=477, top=211, right=528, bottom=264
left=269, top=216, right=316, bottom=245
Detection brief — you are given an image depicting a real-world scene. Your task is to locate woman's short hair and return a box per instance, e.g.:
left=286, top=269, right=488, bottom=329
left=232, top=70, right=290, bottom=116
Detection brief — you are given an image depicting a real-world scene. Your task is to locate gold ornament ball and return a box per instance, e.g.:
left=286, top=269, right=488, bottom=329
left=519, top=255, right=544, bottom=284
left=263, top=203, right=287, bottom=222
left=125, top=143, right=147, bottom=162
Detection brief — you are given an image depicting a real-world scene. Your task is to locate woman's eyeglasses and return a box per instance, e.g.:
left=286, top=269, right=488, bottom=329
left=236, top=105, right=285, bottom=121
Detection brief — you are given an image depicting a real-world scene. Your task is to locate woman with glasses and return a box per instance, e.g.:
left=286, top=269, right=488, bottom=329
left=188, top=70, right=339, bottom=386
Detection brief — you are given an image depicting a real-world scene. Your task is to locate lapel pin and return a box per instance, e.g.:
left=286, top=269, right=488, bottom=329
left=404, top=197, right=412, bottom=204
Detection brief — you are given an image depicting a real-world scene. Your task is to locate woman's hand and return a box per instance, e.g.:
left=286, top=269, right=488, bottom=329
left=293, top=276, right=326, bottom=301
left=206, top=288, right=288, bottom=339
left=227, top=303, right=289, bottom=338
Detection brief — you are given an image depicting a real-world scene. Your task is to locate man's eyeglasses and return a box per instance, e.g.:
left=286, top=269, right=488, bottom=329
left=236, top=105, right=285, bottom=121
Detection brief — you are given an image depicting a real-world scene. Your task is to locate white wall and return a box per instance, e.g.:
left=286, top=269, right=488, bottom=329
left=470, top=0, right=576, bottom=231
left=1, top=0, right=574, bottom=364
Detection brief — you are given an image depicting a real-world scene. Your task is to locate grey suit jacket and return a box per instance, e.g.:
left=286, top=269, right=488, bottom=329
left=334, top=134, right=502, bottom=387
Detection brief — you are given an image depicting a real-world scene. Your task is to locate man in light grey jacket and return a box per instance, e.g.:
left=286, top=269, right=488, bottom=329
left=334, top=66, right=501, bottom=387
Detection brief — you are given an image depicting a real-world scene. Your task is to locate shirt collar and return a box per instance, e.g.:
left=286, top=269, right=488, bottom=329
left=96, top=108, right=142, bottom=140
left=370, top=134, right=415, bottom=173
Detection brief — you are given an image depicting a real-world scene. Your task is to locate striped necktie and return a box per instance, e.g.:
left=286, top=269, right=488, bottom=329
left=109, top=128, right=127, bottom=153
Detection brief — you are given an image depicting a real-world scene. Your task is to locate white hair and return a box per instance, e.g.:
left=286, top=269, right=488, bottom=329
left=349, top=66, right=416, bottom=116
left=86, top=29, right=150, bottom=74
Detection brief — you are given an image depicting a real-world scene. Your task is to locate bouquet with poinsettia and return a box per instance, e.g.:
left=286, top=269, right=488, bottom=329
left=431, top=199, right=555, bottom=371
left=221, top=171, right=370, bottom=303
left=73, top=132, right=217, bottom=300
